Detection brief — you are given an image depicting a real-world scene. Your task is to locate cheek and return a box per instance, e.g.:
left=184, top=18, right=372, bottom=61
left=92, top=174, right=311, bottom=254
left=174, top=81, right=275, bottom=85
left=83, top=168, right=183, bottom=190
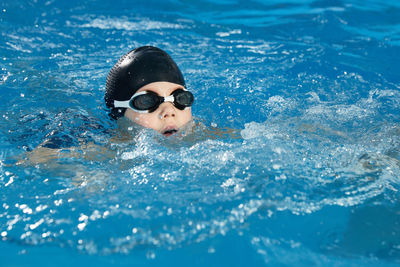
left=180, top=109, right=192, bottom=122
left=125, top=110, right=160, bottom=129
left=135, top=114, right=158, bottom=128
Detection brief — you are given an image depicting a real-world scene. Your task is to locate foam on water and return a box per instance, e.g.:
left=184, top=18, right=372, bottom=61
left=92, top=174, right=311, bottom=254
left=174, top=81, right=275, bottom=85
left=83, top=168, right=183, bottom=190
left=1, top=0, right=400, bottom=265
left=79, top=17, right=187, bottom=31
left=1, top=89, right=399, bottom=257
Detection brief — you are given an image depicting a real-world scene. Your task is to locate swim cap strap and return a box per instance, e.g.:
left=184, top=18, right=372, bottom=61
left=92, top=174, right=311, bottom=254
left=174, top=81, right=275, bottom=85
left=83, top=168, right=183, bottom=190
left=113, top=100, right=130, bottom=108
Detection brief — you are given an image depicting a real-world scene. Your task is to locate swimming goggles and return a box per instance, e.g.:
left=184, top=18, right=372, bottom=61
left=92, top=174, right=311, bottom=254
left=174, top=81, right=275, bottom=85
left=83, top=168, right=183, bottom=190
left=113, top=89, right=194, bottom=113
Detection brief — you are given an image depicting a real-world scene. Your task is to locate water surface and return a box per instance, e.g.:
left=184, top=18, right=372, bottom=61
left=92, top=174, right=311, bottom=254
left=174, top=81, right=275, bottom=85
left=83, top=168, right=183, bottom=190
left=1, top=0, right=400, bottom=266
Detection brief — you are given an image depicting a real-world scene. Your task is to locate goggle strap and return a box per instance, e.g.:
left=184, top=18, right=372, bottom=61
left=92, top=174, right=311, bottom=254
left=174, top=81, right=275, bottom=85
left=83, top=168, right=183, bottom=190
left=113, top=100, right=130, bottom=108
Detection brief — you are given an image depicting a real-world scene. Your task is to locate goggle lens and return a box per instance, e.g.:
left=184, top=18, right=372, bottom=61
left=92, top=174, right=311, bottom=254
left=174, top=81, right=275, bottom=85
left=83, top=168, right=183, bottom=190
left=131, top=92, right=161, bottom=111
left=174, top=89, right=194, bottom=109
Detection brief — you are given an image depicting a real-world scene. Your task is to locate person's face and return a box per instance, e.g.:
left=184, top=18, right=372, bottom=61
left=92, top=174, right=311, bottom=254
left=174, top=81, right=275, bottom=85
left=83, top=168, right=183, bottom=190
left=124, top=81, right=192, bottom=137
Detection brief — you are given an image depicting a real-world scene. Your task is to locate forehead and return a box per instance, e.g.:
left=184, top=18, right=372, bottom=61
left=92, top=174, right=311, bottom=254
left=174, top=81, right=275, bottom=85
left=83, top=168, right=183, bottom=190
left=136, top=81, right=184, bottom=96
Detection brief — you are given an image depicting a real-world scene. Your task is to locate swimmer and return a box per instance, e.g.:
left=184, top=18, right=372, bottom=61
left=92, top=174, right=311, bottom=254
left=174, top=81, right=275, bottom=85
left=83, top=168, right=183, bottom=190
left=105, top=46, right=194, bottom=137
left=18, top=46, right=238, bottom=168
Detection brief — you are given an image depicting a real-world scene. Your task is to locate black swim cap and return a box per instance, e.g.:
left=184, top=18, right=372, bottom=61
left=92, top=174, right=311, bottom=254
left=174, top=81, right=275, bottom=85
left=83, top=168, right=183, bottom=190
left=105, top=46, right=186, bottom=119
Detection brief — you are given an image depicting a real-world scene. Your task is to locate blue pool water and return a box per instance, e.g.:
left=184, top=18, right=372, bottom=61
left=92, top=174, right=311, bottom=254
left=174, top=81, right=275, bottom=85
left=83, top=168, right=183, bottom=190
left=1, top=0, right=400, bottom=266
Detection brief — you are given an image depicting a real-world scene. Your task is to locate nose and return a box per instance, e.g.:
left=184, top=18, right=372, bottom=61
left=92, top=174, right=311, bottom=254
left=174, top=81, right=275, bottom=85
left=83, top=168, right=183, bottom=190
left=158, top=102, right=176, bottom=119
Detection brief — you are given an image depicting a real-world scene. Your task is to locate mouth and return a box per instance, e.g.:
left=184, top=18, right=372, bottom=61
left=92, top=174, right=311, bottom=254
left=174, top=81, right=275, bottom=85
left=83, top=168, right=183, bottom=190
left=162, top=128, right=178, bottom=137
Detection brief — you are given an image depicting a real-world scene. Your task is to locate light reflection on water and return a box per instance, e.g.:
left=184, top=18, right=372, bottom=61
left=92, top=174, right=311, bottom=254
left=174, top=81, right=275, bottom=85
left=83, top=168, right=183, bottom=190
left=1, top=0, right=400, bottom=265
left=1, top=107, right=399, bottom=258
